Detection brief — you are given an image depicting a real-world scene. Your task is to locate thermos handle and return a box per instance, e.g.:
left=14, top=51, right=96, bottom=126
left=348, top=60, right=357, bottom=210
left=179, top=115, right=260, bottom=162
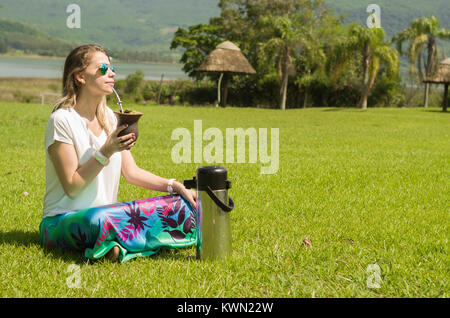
left=205, top=186, right=234, bottom=212
left=183, top=177, right=196, bottom=189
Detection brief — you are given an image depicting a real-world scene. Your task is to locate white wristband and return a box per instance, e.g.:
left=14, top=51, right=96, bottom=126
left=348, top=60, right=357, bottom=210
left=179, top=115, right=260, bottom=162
left=167, top=178, right=176, bottom=194
left=93, top=150, right=110, bottom=166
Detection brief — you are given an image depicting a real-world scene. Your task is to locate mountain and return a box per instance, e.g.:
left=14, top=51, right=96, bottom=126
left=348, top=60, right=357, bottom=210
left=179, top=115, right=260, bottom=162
left=0, top=0, right=220, bottom=54
left=328, top=0, right=450, bottom=54
left=0, top=0, right=448, bottom=55
left=327, top=0, right=449, bottom=38
left=0, top=19, right=73, bottom=56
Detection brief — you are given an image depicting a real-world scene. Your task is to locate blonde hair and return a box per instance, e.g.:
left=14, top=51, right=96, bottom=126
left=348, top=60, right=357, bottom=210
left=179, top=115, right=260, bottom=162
left=53, top=44, right=114, bottom=135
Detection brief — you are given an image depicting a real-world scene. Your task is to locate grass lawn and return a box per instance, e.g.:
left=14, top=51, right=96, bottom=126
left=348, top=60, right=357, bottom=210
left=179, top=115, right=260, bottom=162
left=0, top=101, right=448, bottom=298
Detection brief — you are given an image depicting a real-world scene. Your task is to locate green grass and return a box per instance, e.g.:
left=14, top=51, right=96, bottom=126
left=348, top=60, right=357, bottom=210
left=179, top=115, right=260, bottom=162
left=0, top=101, right=448, bottom=298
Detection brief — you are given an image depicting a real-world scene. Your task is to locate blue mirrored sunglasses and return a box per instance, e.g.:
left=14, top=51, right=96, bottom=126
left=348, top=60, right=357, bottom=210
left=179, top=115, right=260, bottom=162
left=99, top=63, right=115, bottom=75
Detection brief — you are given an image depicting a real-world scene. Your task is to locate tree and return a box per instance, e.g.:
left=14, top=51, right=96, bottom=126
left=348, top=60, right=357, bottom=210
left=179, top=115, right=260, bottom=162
left=225, top=0, right=332, bottom=110
left=292, top=5, right=344, bottom=108
left=213, top=0, right=310, bottom=66
left=258, top=15, right=307, bottom=110
left=0, top=4, right=7, bottom=53
left=171, top=0, right=315, bottom=109
left=170, top=24, right=222, bottom=80
left=124, top=70, right=145, bottom=102
left=0, top=36, right=7, bottom=54
left=393, top=16, right=450, bottom=107
left=330, top=25, right=399, bottom=109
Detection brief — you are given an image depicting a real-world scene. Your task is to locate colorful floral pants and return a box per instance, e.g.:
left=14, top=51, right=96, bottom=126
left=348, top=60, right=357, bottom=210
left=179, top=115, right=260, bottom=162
left=39, top=195, right=197, bottom=263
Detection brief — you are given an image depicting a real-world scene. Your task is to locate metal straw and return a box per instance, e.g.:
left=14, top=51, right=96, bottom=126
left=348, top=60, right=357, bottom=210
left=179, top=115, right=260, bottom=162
left=111, top=87, right=124, bottom=113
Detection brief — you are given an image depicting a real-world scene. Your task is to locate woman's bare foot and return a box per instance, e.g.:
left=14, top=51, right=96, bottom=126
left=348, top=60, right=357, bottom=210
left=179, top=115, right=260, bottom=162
left=105, top=246, right=119, bottom=262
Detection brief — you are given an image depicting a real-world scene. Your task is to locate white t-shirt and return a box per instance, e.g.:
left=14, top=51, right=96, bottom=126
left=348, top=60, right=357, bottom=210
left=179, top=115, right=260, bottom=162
left=43, top=106, right=122, bottom=218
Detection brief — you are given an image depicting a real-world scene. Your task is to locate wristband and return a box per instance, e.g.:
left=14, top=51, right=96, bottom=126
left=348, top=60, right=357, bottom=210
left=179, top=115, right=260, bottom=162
left=93, top=150, right=110, bottom=166
left=167, top=178, right=176, bottom=194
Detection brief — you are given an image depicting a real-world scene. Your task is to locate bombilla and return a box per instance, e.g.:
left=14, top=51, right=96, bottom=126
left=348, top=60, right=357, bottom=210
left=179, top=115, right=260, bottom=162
left=111, top=87, right=124, bottom=113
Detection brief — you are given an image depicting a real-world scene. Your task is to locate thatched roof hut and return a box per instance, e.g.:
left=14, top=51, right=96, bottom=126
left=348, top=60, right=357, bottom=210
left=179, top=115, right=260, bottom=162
left=423, top=58, right=450, bottom=111
left=197, top=41, right=256, bottom=106
left=197, top=41, right=256, bottom=75
left=423, top=58, right=450, bottom=84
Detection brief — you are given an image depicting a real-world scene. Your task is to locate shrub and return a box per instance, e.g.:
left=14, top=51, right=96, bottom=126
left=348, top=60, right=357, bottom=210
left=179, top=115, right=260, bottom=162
left=369, top=74, right=405, bottom=107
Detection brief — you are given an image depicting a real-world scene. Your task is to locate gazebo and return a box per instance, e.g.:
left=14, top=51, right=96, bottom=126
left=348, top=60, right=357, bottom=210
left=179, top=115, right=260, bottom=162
left=197, top=41, right=256, bottom=107
left=423, top=58, right=450, bottom=112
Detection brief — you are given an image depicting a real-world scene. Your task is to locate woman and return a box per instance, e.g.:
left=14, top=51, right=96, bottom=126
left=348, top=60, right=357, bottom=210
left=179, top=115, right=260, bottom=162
left=40, top=44, right=197, bottom=263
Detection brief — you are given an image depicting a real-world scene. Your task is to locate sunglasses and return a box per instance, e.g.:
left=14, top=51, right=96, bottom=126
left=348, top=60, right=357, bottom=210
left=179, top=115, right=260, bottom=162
left=99, top=63, right=116, bottom=75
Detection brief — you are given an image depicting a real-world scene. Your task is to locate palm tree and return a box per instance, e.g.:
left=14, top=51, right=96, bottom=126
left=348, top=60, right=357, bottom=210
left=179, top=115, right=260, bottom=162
left=330, top=25, right=399, bottom=109
left=294, top=39, right=326, bottom=108
left=257, top=15, right=308, bottom=110
left=294, top=11, right=342, bottom=108
left=393, top=16, right=450, bottom=107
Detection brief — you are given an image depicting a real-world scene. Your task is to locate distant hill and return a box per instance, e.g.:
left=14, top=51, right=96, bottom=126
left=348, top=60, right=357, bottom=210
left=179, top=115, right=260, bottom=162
left=327, top=0, right=450, bottom=54
left=0, top=18, right=180, bottom=62
left=0, top=0, right=448, bottom=56
left=0, top=0, right=220, bottom=54
left=327, top=0, right=449, bottom=37
left=0, top=19, right=73, bottom=56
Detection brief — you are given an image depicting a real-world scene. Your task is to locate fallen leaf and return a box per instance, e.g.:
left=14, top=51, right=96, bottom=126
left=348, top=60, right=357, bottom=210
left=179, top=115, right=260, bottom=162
left=344, top=237, right=355, bottom=244
left=303, top=236, right=312, bottom=248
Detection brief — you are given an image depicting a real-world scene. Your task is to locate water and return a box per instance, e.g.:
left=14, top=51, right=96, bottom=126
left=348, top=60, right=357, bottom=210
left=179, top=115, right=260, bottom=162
left=0, top=56, right=188, bottom=81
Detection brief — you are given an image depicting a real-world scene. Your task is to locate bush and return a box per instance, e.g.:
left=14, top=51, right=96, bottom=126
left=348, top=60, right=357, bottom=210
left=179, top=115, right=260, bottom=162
left=12, top=90, right=38, bottom=103
left=142, top=82, right=157, bottom=101
left=124, top=70, right=145, bottom=102
left=177, top=80, right=216, bottom=106
left=0, top=36, right=7, bottom=53
left=369, top=74, right=405, bottom=107
left=104, top=69, right=415, bottom=109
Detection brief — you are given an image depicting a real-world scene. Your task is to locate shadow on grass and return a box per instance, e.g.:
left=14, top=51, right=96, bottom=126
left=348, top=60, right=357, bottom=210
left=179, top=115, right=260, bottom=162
left=420, top=109, right=449, bottom=114
left=0, top=230, right=41, bottom=248
left=321, top=108, right=364, bottom=112
left=322, top=108, right=344, bottom=112
left=0, top=229, right=86, bottom=264
left=157, top=246, right=197, bottom=262
left=0, top=229, right=196, bottom=264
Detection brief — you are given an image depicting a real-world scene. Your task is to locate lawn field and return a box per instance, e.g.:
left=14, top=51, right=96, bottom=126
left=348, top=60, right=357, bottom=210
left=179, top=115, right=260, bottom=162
left=0, top=101, right=448, bottom=298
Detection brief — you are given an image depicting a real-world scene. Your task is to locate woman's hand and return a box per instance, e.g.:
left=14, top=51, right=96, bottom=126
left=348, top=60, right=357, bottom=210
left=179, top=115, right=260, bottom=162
left=100, top=124, right=136, bottom=158
left=173, top=181, right=197, bottom=210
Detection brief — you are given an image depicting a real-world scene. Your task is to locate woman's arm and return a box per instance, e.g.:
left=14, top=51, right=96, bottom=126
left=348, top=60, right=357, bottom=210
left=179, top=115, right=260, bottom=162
left=121, top=150, right=197, bottom=209
left=120, top=149, right=172, bottom=192
left=48, top=124, right=135, bottom=198
left=48, top=141, right=108, bottom=198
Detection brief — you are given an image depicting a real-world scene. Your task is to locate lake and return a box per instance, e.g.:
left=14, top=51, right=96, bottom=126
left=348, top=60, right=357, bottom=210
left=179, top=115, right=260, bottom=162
left=0, top=56, right=188, bottom=81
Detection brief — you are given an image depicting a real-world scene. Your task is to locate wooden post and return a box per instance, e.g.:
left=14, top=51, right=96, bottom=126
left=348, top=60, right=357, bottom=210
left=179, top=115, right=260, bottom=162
left=221, top=73, right=229, bottom=107
left=443, top=83, right=448, bottom=112
left=216, top=72, right=224, bottom=107
left=156, top=73, right=164, bottom=104
left=424, top=82, right=430, bottom=108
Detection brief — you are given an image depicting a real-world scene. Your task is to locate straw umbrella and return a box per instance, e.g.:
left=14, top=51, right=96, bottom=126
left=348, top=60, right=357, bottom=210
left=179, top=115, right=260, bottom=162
left=423, top=58, right=450, bottom=112
left=197, top=41, right=256, bottom=107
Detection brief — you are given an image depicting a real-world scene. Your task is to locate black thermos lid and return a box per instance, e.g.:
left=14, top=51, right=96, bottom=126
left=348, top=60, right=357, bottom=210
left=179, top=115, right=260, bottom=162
left=196, top=166, right=231, bottom=191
